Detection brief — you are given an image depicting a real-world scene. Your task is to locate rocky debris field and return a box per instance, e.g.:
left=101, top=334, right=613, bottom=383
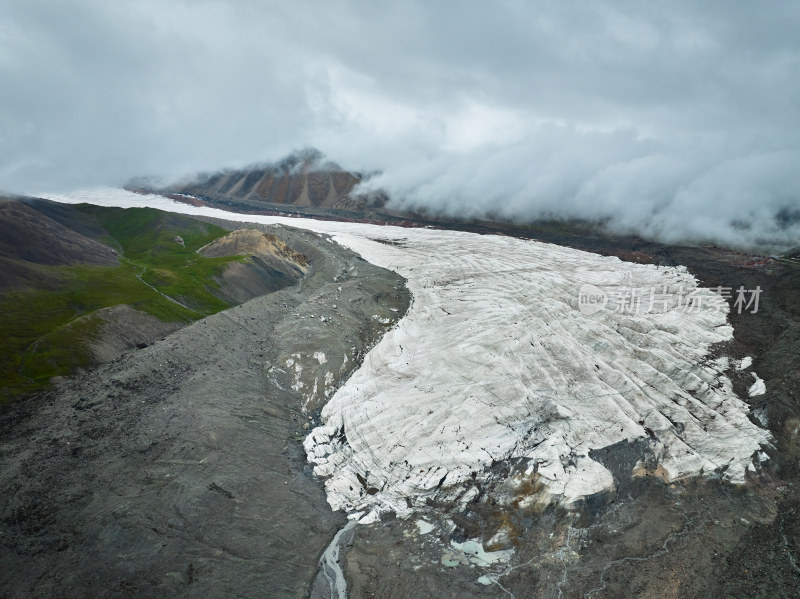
left=0, top=222, right=410, bottom=597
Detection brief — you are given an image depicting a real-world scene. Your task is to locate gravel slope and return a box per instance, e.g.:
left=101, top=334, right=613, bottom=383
left=0, top=224, right=410, bottom=598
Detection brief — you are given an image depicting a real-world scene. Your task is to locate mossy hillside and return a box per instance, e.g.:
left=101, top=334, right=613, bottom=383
left=0, top=205, right=242, bottom=402
left=76, top=205, right=242, bottom=312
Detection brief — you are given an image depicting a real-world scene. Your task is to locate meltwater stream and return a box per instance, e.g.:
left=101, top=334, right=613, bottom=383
left=311, top=520, right=357, bottom=599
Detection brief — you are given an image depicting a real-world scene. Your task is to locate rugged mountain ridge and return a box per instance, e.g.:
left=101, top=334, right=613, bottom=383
left=162, top=149, right=388, bottom=214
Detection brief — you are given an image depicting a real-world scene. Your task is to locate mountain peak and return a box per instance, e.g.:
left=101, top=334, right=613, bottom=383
left=159, top=150, right=386, bottom=213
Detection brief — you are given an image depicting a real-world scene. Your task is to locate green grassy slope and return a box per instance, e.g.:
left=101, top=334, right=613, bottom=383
left=0, top=204, right=241, bottom=402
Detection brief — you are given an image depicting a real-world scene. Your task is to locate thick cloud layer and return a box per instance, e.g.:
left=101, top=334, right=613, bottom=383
left=2, top=1, right=799, bottom=249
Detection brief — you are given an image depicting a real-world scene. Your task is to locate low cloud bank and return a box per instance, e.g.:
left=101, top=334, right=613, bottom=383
left=362, top=133, right=800, bottom=252
left=2, top=1, right=798, bottom=250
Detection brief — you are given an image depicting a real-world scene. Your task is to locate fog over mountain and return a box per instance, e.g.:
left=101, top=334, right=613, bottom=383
left=2, top=1, right=799, bottom=247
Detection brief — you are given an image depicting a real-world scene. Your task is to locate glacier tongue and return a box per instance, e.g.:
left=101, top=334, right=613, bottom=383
left=302, top=227, right=771, bottom=517
left=41, top=188, right=772, bottom=517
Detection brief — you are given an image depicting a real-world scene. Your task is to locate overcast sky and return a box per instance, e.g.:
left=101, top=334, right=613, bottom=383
left=2, top=1, right=799, bottom=248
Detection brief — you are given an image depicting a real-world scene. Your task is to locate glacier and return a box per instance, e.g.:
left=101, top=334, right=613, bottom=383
left=43, top=188, right=772, bottom=521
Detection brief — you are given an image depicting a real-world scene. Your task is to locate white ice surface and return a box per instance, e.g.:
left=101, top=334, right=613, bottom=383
left=415, top=520, right=435, bottom=535
left=749, top=373, right=767, bottom=397
left=448, top=539, right=514, bottom=567
left=43, top=188, right=772, bottom=515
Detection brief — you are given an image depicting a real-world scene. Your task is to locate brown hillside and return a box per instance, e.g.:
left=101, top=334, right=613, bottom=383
left=167, top=150, right=386, bottom=213
left=0, top=199, right=118, bottom=268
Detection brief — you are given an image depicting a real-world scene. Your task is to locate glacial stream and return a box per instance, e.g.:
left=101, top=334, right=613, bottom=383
left=311, top=520, right=357, bottom=599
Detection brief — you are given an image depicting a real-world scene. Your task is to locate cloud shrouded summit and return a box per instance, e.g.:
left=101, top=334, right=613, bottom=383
left=2, top=0, right=799, bottom=248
